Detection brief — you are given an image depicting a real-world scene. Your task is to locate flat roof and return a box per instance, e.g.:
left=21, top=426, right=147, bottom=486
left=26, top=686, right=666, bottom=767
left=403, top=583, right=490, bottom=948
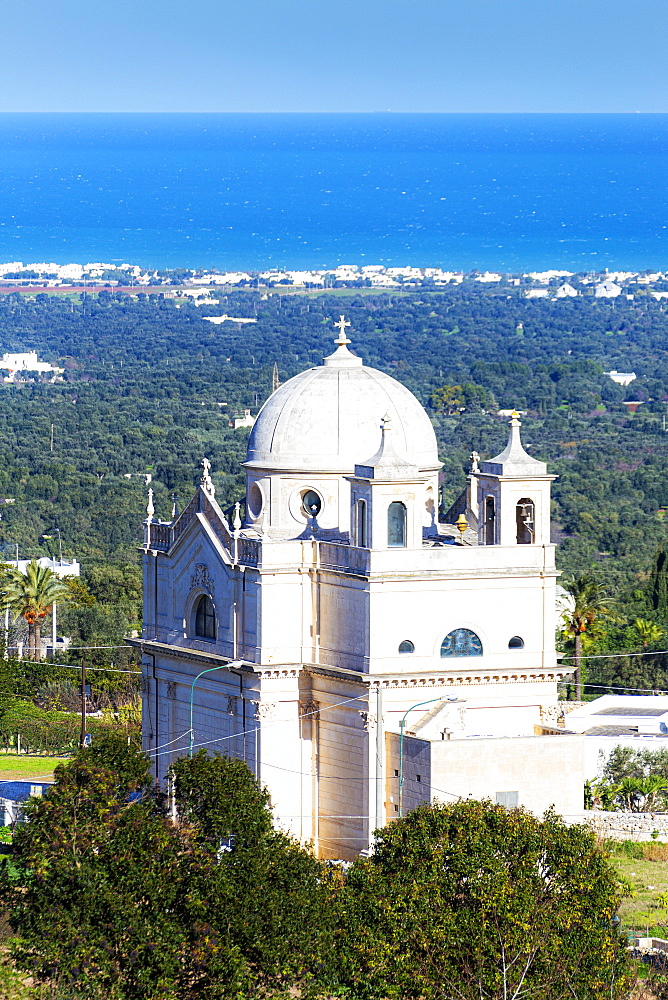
left=593, top=707, right=667, bottom=717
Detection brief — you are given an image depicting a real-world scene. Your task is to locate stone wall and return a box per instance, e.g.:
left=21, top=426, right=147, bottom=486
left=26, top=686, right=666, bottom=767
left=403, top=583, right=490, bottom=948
left=540, top=701, right=584, bottom=727
left=583, top=810, right=668, bottom=841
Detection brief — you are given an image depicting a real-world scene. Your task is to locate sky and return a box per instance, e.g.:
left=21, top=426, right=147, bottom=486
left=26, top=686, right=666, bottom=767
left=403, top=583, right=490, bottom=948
left=0, top=0, right=666, bottom=113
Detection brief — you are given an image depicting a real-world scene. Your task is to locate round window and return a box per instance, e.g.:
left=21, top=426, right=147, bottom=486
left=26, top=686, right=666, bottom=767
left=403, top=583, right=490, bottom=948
left=248, top=482, right=263, bottom=518
left=302, top=490, right=322, bottom=517
left=508, top=636, right=524, bottom=649
left=398, top=640, right=415, bottom=654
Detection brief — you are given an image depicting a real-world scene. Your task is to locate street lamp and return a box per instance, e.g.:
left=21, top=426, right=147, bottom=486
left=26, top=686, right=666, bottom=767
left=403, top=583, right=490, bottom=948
left=398, top=696, right=446, bottom=818
left=40, top=527, right=62, bottom=567
left=40, top=527, right=62, bottom=658
left=189, top=660, right=244, bottom=757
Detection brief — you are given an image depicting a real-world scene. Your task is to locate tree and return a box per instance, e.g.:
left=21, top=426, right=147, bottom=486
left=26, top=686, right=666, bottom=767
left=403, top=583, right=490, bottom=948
left=561, top=574, right=616, bottom=699
left=633, top=617, right=664, bottom=649
left=649, top=547, right=668, bottom=615
left=3, top=742, right=335, bottom=999
left=2, top=560, right=71, bottom=661
left=170, top=751, right=273, bottom=848
left=335, top=800, right=632, bottom=1000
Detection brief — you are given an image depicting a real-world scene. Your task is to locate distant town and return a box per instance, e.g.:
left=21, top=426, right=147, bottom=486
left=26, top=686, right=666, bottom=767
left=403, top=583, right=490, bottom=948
left=2, top=260, right=668, bottom=299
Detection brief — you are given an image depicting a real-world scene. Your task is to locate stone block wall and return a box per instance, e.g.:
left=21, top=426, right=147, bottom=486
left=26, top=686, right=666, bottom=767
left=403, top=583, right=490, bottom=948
left=583, top=810, right=668, bottom=841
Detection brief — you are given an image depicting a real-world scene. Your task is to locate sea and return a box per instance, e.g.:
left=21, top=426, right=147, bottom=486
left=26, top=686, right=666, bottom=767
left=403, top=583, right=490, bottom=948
left=1, top=112, right=668, bottom=273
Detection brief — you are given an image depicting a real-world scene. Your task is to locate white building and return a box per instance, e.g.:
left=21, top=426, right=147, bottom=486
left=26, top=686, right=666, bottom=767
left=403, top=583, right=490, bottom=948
left=565, top=695, right=668, bottom=780
left=607, top=370, right=637, bottom=387
left=595, top=280, right=623, bottom=298
left=136, top=321, right=581, bottom=859
left=0, top=352, right=64, bottom=381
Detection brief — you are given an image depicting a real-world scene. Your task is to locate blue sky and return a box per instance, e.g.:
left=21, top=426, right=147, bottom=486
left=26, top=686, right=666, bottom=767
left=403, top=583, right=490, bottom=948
left=2, top=0, right=666, bottom=112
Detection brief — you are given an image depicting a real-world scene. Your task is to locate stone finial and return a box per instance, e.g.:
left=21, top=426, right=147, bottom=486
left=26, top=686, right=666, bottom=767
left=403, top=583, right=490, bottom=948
left=146, top=487, right=154, bottom=522
left=171, top=493, right=179, bottom=519
left=469, top=451, right=480, bottom=473
left=200, top=457, right=216, bottom=498
left=233, top=501, right=242, bottom=532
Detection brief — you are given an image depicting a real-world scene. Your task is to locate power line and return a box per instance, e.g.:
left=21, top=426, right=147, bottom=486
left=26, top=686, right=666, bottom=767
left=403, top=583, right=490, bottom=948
left=560, top=649, right=668, bottom=662
left=149, top=690, right=371, bottom=760
left=559, top=679, right=668, bottom=695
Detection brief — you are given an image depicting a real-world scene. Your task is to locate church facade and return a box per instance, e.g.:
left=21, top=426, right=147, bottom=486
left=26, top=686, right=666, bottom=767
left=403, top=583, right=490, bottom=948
left=137, top=320, right=582, bottom=860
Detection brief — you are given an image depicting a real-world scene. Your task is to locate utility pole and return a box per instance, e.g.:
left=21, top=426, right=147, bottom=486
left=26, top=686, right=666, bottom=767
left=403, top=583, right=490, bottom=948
left=50, top=423, right=54, bottom=452
left=80, top=660, right=88, bottom=749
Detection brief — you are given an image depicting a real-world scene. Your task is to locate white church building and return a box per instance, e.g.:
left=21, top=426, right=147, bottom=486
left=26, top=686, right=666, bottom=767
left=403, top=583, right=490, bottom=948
left=136, top=319, right=584, bottom=859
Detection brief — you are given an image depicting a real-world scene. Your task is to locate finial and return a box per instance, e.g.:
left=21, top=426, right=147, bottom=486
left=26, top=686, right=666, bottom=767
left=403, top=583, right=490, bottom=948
left=171, top=493, right=179, bottom=519
left=272, top=361, right=280, bottom=394
left=469, top=451, right=480, bottom=473
left=455, top=513, right=468, bottom=539
left=146, top=488, right=154, bottom=521
left=510, top=410, right=521, bottom=424
left=233, top=501, right=242, bottom=532
left=334, top=314, right=351, bottom=346
left=200, top=457, right=216, bottom=498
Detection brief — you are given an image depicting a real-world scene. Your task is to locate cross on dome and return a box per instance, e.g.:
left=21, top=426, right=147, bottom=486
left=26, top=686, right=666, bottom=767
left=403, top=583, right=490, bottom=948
left=334, top=315, right=351, bottom=346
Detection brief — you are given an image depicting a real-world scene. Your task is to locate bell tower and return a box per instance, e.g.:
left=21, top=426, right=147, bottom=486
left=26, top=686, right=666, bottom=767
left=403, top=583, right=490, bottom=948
left=348, top=414, right=430, bottom=549
left=474, top=412, right=555, bottom=546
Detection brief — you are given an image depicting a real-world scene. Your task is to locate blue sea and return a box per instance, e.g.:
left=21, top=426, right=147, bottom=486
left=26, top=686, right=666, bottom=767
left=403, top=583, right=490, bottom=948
left=0, top=113, right=668, bottom=272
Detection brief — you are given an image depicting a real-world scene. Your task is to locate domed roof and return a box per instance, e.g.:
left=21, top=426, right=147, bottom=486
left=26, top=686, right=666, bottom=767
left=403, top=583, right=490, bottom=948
left=245, top=321, right=440, bottom=474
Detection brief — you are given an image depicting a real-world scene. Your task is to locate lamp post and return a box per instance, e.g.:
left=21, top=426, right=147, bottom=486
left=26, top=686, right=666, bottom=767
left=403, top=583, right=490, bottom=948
left=398, top=696, right=446, bottom=818
left=40, top=528, right=62, bottom=657
left=189, top=660, right=243, bottom=757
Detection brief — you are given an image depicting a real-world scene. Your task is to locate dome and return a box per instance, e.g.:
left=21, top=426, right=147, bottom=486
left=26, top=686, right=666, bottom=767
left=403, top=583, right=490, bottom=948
left=245, top=324, right=440, bottom=474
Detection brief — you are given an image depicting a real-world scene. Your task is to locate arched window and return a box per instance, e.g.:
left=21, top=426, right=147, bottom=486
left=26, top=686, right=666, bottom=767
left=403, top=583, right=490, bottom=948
left=194, top=594, right=216, bottom=640
left=508, top=636, right=524, bottom=649
left=388, top=502, right=407, bottom=548
left=398, top=639, right=415, bottom=654
left=484, top=496, right=495, bottom=545
left=440, top=628, right=483, bottom=658
left=356, top=499, right=367, bottom=547
left=516, top=499, right=535, bottom=545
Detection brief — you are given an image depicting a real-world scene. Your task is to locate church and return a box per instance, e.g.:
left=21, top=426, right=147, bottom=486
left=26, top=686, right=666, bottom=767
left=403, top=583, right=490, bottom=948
left=136, top=318, right=584, bottom=860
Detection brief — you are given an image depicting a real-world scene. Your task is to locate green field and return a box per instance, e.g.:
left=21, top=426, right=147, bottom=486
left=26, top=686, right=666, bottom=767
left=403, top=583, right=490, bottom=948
left=0, top=755, right=67, bottom=782
left=611, top=845, right=668, bottom=937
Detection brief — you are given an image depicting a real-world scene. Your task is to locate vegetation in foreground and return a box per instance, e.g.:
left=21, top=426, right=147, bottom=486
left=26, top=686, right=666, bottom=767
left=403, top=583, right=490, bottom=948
left=0, top=738, right=635, bottom=999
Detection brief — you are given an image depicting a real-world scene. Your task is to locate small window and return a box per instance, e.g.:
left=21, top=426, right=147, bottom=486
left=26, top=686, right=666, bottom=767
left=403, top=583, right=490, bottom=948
left=398, top=639, right=415, bottom=654
left=496, top=791, right=519, bottom=809
left=194, top=594, right=216, bottom=640
left=356, top=498, right=367, bottom=547
left=302, top=489, right=322, bottom=517
left=441, top=629, right=483, bottom=658
left=516, top=498, right=535, bottom=545
left=388, top=501, right=407, bottom=547
left=484, top=496, right=495, bottom=545
left=416, top=774, right=421, bottom=783
left=508, top=636, right=524, bottom=649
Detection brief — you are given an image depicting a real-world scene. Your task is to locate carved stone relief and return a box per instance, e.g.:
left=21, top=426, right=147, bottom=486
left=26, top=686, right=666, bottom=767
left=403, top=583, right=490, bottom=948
left=190, top=563, right=215, bottom=595
left=358, top=711, right=376, bottom=731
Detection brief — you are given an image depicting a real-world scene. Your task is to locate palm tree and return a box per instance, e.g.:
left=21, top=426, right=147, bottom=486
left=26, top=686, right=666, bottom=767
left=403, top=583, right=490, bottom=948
left=633, top=618, right=664, bottom=649
left=2, top=560, right=71, bottom=661
left=561, top=574, right=616, bottom=700
left=638, top=775, right=668, bottom=812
